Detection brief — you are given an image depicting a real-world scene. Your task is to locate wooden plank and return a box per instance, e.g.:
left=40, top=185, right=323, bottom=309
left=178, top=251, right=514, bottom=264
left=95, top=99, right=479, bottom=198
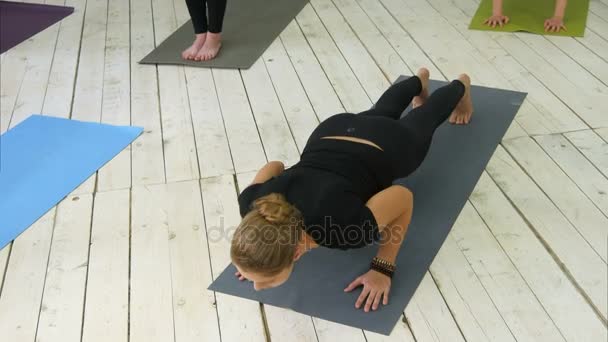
left=130, top=184, right=175, bottom=342
left=577, top=30, right=608, bottom=62
left=486, top=146, right=608, bottom=320
left=165, top=181, right=221, bottom=342
left=591, top=0, right=608, bottom=20
left=97, top=0, right=132, bottom=192
left=565, top=129, right=608, bottom=178
left=546, top=36, right=608, bottom=88
left=296, top=4, right=372, bottom=112
left=152, top=0, right=199, bottom=183
left=263, top=38, right=321, bottom=151
left=429, top=0, right=588, bottom=135
left=212, top=69, right=267, bottom=173
left=384, top=0, right=501, bottom=86
left=0, top=245, right=9, bottom=291
left=503, top=137, right=608, bottom=262
left=184, top=66, right=235, bottom=178
left=130, top=0, right=166, bottom=186
left=517, top=34, right=608, bottom=96
left=264, top=309, right=318, bottom=342
left=596, top=127, right=608, bottom=142
left=1, top=49, right=28, bottom=134
left=364, top=317, right=416, bottom=342
left=471, top=174, right=607, bottom=340
left=588, top=12, right=608, bottom=41
left=5, top=0, right=63, bottom=129
left=311, top=0, right=391, bottom=101
left=241, top=58, right=301, bottom=166
left=332, top=0, right=410, bottom=80
left=200, top=175, right=266, bottom=341
left=403, top=274, right=465, bottom=342
left=354, top=0, right=443, bottom=77
left=598, top=0, right=608, bottom=11
left=0, top=210, right=55, bottom=342
left=534, top=133, right=608, bottom=218
left=36, top=194, right=93, bottom=342
left=172, top=0, right=234, bottom=178
left=312, top=319, right=365, bottom=342
left=494, top=34, right=607, bottom=127
left=71, top=0, right=108, bottom=194
left=430, top=234, right=516, bottom=341
left=82, top=190, right=129, bottom=342
left=43, top=0, right=87, bottom=118
left=454, top=199, right=567, bottom=340
left=279, top=21, right=345, bottom=120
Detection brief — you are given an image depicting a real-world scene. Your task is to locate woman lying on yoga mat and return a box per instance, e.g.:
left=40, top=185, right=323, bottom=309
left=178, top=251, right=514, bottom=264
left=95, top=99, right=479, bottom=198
left=485, top=0, right=568, bottom=32
left=182, top=0, right=227, bottom=61
left=231, top=68, right=474, bottom=312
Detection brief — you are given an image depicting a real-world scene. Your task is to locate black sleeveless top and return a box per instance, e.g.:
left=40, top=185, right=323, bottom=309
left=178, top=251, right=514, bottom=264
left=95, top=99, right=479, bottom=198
left=238, top=138, right=393, bottom=250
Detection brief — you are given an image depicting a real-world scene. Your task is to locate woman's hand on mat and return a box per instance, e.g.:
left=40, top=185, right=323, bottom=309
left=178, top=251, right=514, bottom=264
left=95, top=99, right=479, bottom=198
left=544, top=17, right=566, bottom=32
left=484, top=14, right=510, bottom=28
left=344, top=270, right=391, bottom=312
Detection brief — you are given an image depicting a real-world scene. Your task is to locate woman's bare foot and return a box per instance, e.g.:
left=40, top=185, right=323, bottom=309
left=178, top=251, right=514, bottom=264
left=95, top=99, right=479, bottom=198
left=195, top=32, right=222, bottom=61
left=449, top=74, right=473, bottom=125
left=182, top=33, right=207, bottom=60
left=412, top=67, right=430, bottom=109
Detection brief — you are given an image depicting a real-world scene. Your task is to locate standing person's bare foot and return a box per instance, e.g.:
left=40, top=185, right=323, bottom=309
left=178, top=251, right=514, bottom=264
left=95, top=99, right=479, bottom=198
left=412, top=67, right=430, bottom=108
left=449, top=74, right=473, bottom=125
left=195, top=32, right=222, bottom=61
left=182, top=33, right=207, bottom=60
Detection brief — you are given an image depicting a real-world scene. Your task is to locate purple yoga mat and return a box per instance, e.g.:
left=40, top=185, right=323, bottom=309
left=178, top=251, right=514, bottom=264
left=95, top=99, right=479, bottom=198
left=0, top=1, right=73, bottom=54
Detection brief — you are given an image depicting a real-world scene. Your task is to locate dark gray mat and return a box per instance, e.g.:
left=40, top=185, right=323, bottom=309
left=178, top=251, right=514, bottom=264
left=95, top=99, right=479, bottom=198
left=208, top=78, right=527, bottom=335
left=140, top=0, right=308, bottom=69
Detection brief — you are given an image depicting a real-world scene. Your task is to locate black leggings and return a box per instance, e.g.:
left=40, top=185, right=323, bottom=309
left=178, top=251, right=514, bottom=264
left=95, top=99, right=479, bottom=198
left=186, top=0, right=227, bottom=34
left=308, top=76, right=465, bottom=179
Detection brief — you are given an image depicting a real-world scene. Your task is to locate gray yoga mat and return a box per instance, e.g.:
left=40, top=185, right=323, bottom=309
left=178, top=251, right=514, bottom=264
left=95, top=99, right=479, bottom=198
left=140, top=0, right=308, bottom=69
left=209, top=78, right=527, bottom=335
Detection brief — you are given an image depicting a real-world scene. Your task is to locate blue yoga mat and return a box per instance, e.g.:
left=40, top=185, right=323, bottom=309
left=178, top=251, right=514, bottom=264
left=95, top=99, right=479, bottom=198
left=0, top=115, right=143, bottom=248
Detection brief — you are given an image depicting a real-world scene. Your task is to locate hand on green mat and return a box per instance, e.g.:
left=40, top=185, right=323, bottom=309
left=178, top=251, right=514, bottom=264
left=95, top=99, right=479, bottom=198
left=544, top=16, right=567, bottom=32
left=481, top=0, right=569, bottom=33
left=484, top=14, right=510, bottom=28
left=345, top=270, right=391, bottom=312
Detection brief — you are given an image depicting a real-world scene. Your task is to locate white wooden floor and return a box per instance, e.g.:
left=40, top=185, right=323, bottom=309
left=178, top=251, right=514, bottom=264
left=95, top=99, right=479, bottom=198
left=1, top=0, right=607, bottom=341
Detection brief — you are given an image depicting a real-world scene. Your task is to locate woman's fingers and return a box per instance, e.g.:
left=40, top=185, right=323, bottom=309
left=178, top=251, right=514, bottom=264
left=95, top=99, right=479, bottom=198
left=356, top=287, right=371, bottom=309
left=364, top=290, right=377, bottom=312
left=383, top=288, right=390, bottom=305
left=372, top=291, right=382, bottom=311
left=344, top=277, right=363, bottom=292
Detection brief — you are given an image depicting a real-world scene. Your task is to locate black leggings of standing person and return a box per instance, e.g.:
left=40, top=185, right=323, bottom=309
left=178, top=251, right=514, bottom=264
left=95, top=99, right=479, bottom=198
left=185, top=0, right=228, bottom=34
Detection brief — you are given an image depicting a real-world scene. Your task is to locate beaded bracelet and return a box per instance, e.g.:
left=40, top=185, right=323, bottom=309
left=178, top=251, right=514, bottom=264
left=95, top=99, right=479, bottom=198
left=370, top=257, right=396, bottom=278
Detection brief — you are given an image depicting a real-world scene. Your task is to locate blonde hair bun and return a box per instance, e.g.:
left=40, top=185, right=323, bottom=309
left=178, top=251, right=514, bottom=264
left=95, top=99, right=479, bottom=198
left=253, top=193, right=296, bottom=224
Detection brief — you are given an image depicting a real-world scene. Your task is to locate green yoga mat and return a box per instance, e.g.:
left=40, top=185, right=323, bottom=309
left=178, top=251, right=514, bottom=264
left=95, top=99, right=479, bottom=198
left=469, top=0, right=589, bottom=37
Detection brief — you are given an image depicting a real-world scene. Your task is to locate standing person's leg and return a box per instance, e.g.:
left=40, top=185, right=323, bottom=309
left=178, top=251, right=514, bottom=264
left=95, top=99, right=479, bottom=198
left=359, top=68, right=429, bottom=119
left=397, top=74, right=472, bottom=171
left=197, top=0, right=228, bottom=61
left=182, top=0, right=208, bottom=60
